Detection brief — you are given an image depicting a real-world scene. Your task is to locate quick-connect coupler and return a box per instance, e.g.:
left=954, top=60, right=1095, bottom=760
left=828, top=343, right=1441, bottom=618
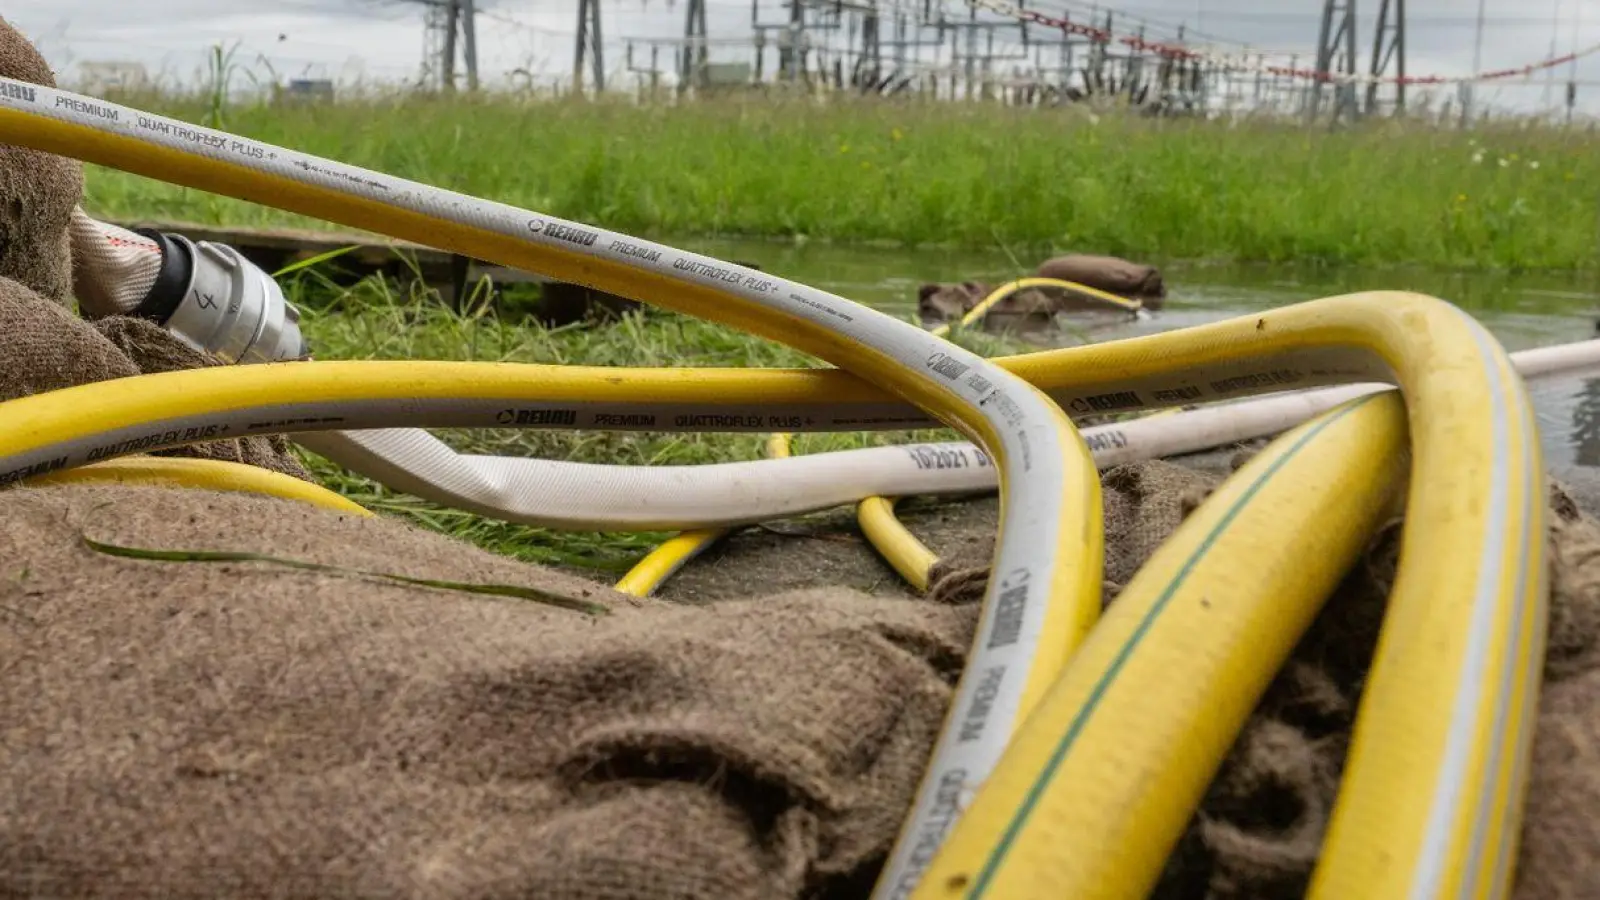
left=127, top=227, right=309, bottom=364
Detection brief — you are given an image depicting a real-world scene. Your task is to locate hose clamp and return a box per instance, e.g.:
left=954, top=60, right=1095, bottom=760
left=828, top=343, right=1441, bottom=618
left=132, top=229, right=309, bottom=364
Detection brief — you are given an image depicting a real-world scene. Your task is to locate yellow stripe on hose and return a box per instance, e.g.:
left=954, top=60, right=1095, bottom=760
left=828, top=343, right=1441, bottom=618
left=909, top=390, right=1408, bottom=899
left=30, top=456, right=373, bottom=516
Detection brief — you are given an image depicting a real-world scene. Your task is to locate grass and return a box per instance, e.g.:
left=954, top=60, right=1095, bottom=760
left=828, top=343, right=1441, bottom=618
left=283, top=267, right=1022, bottom=576
left=81, top=534, right=610, bottom=614
left=76, top=86, right=1600, bottom=271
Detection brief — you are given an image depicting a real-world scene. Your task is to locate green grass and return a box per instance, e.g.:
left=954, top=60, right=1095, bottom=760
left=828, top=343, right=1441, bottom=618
left=284, top=269, right=1021, bottom=575
left=78, top=87, right=1600, bottom=271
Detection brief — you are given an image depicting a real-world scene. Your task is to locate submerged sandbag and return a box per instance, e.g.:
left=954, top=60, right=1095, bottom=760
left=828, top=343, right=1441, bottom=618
left=1035, top=253, right=1166, bottom=300
left=915, top=280, right=1140, bottom=327
left=915, top=254, right=1165, bottom=326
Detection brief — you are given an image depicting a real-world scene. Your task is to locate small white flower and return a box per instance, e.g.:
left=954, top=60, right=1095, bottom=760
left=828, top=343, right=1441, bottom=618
left=1499, top=158, right=1510, bottom=167
left=1529, top=160, right=1541, bottom=169
left=1472, top=150, right=1485, bottom=164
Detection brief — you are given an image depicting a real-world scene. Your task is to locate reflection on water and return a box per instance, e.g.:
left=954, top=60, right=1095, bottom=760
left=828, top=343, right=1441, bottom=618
left=1568, top=378, right=1600, bottom=467
left=673, top=235, right=1600, bottom=467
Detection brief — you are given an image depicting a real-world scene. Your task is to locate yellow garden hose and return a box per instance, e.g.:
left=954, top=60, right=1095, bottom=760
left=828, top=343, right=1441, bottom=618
left=33, top=456, right=373, bottom=516
left=908, top=389, right=1411, bottom=898
left=858, top=495, right=941, bottom=592
left=615, top=277, right=1141, bottom=597
left=890, top=297, right=1547, bottom=899
left=0, top=78, right=1550, bottom=900
left=938, top=276, right=1144, bottom=324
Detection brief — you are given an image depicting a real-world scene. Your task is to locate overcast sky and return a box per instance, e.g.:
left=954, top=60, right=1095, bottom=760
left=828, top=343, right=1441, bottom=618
left=9, top=0, right=1600, bottom=115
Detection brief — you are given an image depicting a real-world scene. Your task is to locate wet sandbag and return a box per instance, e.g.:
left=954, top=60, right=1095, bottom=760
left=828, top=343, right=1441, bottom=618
left=1035, top=253, right=1166, bottom=302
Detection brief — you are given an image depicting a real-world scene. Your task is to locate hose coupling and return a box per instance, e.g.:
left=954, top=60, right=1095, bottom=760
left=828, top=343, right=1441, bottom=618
left=127, top=228, right=309, bottom=364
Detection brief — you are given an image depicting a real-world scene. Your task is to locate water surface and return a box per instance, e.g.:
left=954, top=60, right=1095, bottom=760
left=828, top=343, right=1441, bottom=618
left=676, top=236, right=1600, bottom=468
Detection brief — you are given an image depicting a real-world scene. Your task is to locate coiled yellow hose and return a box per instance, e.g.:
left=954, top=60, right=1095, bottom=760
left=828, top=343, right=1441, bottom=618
left=0, top=78, right=1550, bottom=900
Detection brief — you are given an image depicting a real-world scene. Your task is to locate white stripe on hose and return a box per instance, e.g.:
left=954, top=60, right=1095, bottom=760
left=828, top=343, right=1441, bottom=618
left=0, top=78, right=1074, bottom=897
left=1484, top=360, right=1546, bottom=899
left=1455, top=313, right=1523, bottom=900
left=1411, top=311, right=1517, bottom=900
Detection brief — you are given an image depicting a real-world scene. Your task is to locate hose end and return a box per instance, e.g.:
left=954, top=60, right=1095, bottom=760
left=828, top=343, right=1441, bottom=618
left=131, top=229, right=310, bottom=364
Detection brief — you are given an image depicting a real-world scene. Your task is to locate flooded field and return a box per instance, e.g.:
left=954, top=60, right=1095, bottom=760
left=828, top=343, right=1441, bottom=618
left=683, top=236, right=1600, bottom=468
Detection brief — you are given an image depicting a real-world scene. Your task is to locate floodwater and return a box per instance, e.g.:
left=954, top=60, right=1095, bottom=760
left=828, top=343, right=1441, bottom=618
left=678, top=235, right=1600, bottom=469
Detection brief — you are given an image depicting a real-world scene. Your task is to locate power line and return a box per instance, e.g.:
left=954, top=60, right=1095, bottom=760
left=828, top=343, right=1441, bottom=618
left=1107, top=6, right=1584, bottom=27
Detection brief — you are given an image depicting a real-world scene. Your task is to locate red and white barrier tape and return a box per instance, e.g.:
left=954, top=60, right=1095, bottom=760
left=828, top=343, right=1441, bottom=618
left=965, top=0, right=1600, bottom=87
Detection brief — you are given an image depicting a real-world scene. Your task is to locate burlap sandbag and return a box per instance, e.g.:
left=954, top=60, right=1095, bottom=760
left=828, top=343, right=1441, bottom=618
left=0, top=16, right=79, bottom=306
left=0, top=482, right=979, bottom=899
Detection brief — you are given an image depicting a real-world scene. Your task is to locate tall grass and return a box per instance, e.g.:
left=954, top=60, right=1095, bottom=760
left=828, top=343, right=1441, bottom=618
left=77, top=86, right=1600, bottom=271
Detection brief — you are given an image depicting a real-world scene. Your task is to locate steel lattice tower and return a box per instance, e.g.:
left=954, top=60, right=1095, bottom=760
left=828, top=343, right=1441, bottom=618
left=1309, top=0, right=1358, bottom=122
left=1366, top=0, right=1406, bottom=115
left=574, top=0, right=607, bottom=91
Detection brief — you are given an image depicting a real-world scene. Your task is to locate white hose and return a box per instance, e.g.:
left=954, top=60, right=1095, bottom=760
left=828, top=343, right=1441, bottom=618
left=288, top=339, right=1600, bottom=531
left=68, top=208, right=162, bottom=318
